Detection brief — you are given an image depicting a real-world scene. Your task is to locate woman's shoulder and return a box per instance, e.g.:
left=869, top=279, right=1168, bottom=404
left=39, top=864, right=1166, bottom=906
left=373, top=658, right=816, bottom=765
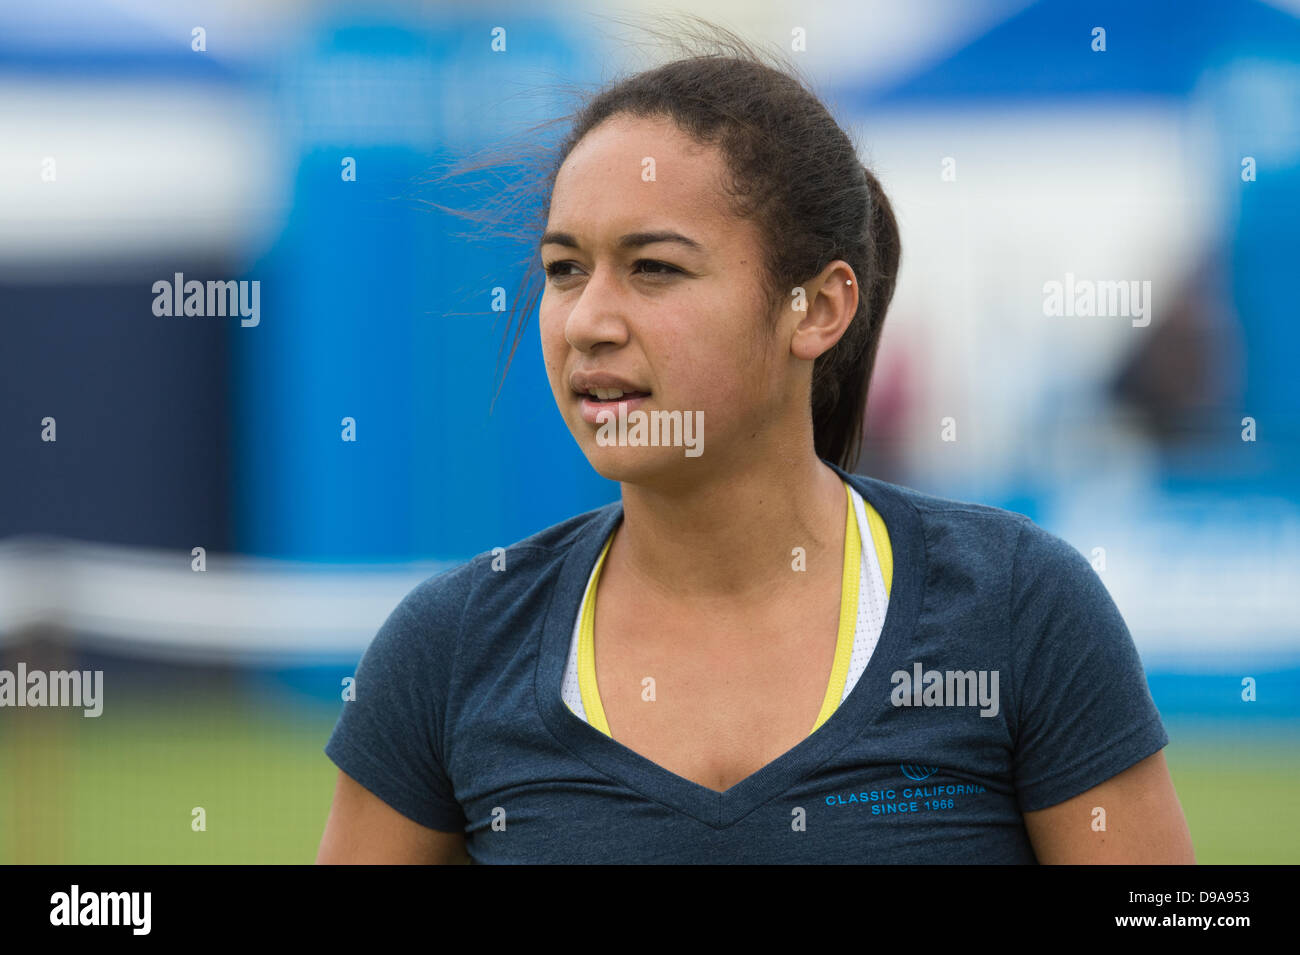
left=377, top=499, right=621, bottom=644
left=865, top=478, right=1133, bottom=667
left=846, top=471, right=1101, bottom=608
left=848, top=470, right=1027, bottom=523
left=848, top=471, right=1034, bottom=558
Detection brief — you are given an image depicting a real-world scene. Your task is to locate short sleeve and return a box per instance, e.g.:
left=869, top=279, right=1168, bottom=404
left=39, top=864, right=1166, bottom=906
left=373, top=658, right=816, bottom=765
left=1008, top=519, right=1169, bottom=813
left=324, top=563, right=475, bottom=833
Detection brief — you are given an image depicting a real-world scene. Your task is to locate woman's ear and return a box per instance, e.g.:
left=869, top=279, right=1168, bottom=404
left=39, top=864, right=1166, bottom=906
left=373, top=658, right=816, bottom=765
left=790, top=260, right=859, bottom=362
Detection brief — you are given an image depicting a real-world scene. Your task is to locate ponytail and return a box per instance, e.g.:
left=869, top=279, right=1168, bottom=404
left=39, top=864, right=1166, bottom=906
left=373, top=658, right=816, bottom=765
left=811, top=164, right=901, bottom=471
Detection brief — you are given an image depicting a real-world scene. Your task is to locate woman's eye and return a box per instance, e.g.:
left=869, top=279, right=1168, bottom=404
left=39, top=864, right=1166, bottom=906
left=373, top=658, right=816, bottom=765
left=634, top=259, right=681, bottom=276
left=542, top=260, right=681, bottom=280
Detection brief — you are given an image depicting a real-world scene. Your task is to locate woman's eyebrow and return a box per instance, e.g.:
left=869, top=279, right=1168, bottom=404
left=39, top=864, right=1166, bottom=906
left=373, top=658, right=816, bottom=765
left=539, top=229, right=704, bottom=252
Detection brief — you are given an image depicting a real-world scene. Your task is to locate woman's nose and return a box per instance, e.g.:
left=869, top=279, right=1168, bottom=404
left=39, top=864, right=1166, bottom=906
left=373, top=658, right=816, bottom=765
left=564, top=266, right=630, bottom=351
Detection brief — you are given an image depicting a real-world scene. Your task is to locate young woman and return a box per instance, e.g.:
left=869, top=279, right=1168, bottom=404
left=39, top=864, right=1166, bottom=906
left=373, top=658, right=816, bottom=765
left=316, top=25, right=1194, bottom=864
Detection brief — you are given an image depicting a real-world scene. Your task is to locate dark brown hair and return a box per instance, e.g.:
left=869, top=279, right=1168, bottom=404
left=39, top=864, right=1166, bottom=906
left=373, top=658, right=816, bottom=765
left=424, top=14, right=901, bottom=472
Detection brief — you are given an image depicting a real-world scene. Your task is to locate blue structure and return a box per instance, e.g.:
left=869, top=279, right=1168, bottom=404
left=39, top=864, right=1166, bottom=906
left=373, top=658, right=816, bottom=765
left=232, top=15, right=613, bottom=562
left=830, top=0, right=1300, bottom=498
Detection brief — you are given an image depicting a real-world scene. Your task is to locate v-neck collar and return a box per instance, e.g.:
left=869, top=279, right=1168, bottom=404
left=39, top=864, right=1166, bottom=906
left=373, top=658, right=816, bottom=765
left=576, top=478, right=863, bottom=739
left=532, top=460, right=927, bottom=830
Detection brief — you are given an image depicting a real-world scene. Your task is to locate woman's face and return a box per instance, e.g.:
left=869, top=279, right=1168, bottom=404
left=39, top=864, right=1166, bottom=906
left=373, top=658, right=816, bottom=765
left=539, top=112, right=796, bottom=485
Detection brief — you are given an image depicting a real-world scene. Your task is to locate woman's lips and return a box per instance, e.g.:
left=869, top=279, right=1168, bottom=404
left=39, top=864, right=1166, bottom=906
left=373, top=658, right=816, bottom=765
left=577, top=392, right=651, bottom=425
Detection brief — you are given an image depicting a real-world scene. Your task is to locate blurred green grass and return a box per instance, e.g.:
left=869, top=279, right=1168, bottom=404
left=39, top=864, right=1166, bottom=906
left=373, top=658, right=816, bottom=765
left=0, top=692, right=340, bottom=864
left=1, top=695, right=1296, bottom=863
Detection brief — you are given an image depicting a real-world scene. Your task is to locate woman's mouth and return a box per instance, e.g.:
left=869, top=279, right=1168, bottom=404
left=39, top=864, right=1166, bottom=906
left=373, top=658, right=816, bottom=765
left=577, top=391, right=652, bottom=425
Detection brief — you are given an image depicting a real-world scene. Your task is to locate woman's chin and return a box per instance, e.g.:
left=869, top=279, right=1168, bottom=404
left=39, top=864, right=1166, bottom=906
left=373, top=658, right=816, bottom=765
left=581, top=442, right=692, bottom=484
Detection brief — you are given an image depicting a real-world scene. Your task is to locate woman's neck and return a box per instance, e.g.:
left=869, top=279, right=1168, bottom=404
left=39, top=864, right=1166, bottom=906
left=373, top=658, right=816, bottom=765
left=612, top=450, right=848, bottom=608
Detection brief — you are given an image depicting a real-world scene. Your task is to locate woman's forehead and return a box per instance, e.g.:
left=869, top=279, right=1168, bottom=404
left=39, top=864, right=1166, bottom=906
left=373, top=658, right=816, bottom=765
left=550, top=119, right=743, bottom=245
left=556, top=118, right=723, bottom=199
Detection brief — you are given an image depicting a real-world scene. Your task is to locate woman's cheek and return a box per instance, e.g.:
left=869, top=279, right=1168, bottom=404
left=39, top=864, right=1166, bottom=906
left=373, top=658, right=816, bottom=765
left=538, top=320, right=563, bottom=388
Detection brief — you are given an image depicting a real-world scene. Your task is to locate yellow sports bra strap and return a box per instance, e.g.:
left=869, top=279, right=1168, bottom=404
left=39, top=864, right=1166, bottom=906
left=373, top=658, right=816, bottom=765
left=577, top=532, right=615, bottom=736
left=809, top=480, right=861, bottom=733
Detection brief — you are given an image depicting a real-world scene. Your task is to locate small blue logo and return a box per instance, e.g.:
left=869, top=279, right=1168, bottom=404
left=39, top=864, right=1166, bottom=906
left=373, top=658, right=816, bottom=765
left=900, top=764, right=939, bottom=781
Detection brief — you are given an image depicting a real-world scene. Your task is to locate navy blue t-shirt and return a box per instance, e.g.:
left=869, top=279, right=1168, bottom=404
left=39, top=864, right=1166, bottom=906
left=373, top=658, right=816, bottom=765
left=324, top=460, right=1169, bottom=863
